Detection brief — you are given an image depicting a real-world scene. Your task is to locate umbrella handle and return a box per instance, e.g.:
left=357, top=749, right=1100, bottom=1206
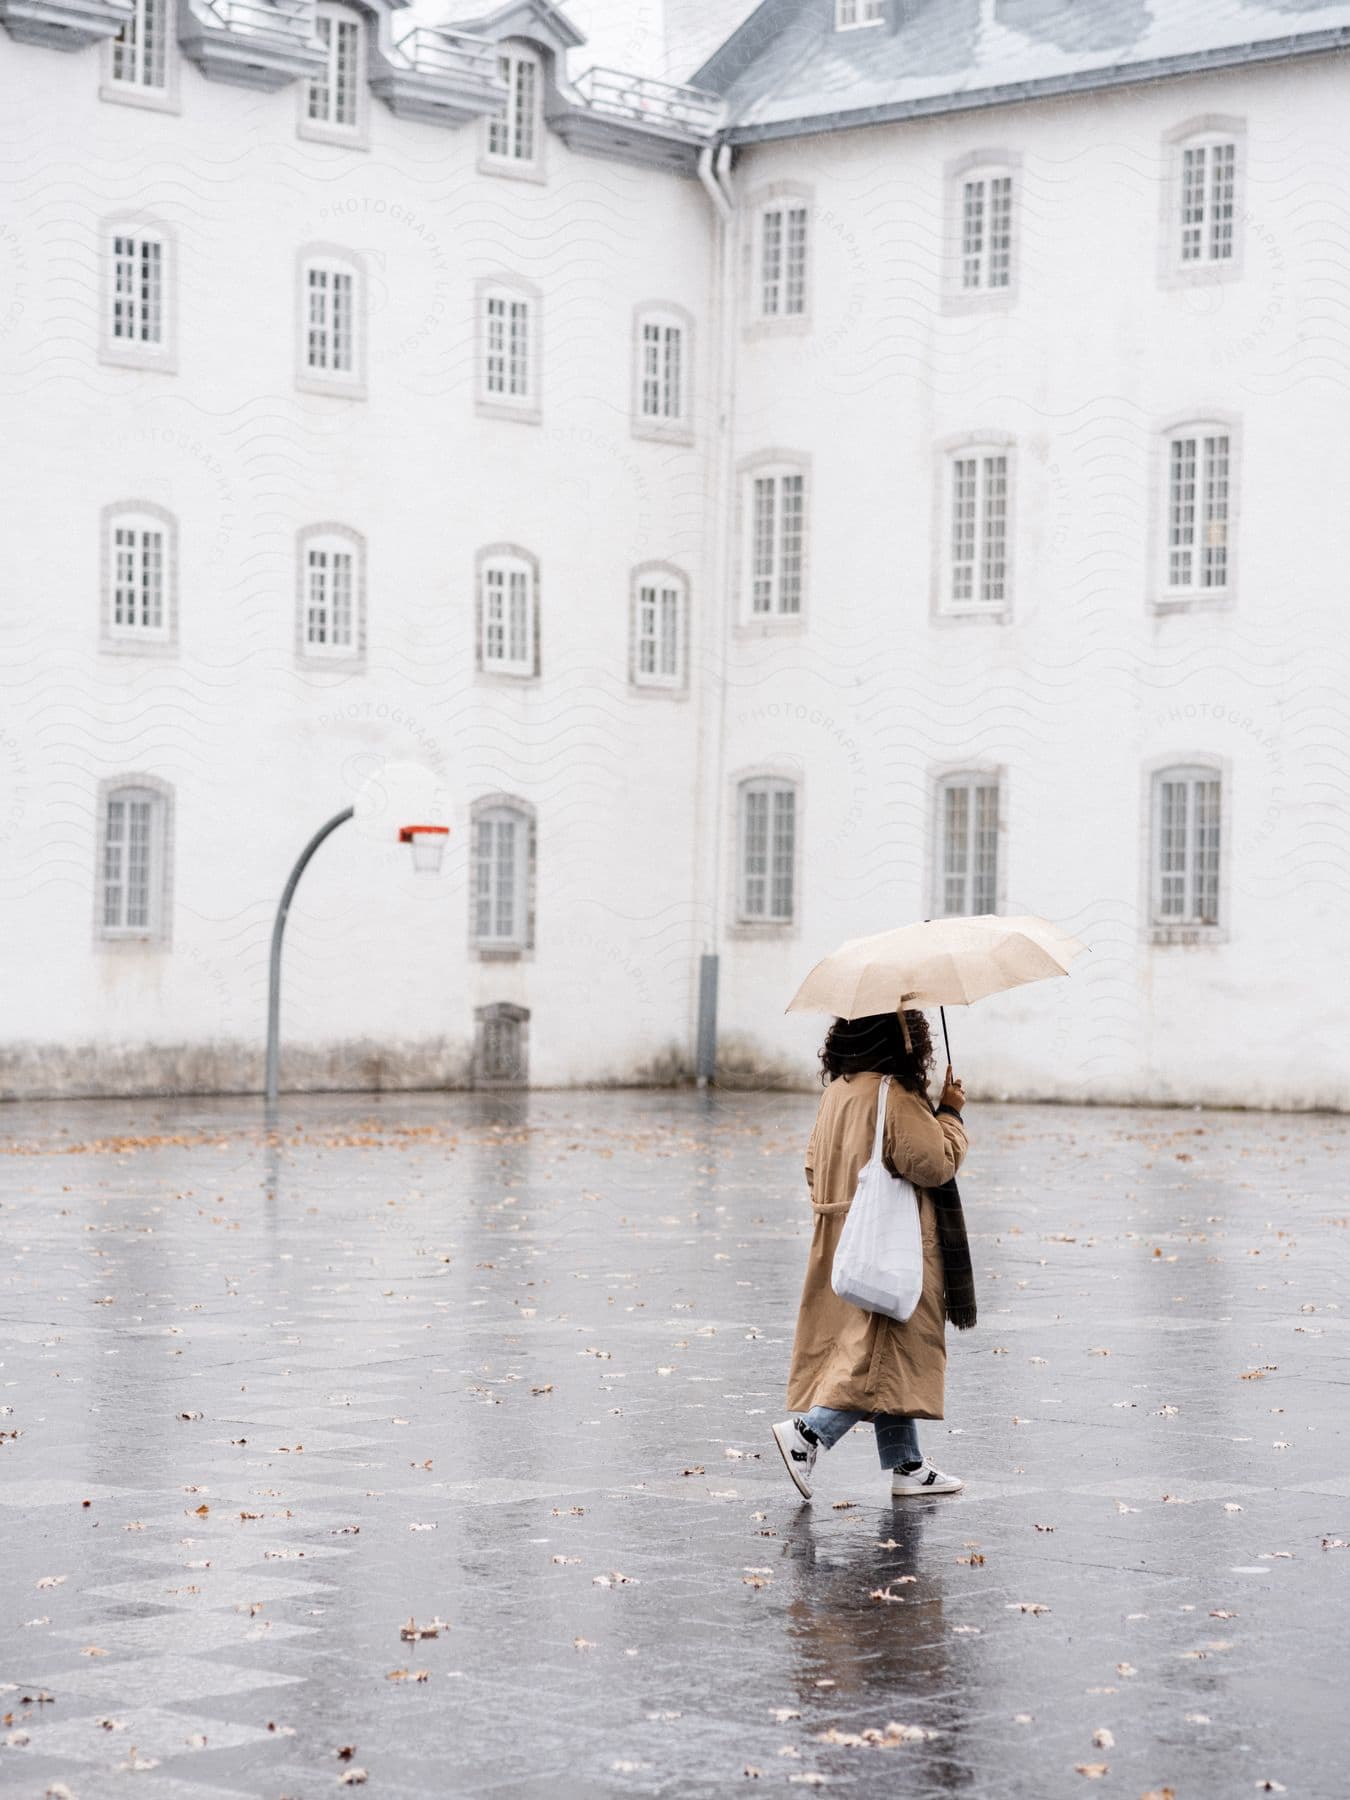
left=939, top=1004, right=952, bottom=1072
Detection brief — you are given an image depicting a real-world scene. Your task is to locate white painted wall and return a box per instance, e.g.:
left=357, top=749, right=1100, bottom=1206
left=713, top=57, right=1350, bottom=1109
left=0, top=19, right=713, bottom=1093
left=3, top=18, right=1347, bottom=1108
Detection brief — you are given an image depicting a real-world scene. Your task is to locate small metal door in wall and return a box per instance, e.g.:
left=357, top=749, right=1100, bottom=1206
left=473, top=1002, right=529, bottom=1088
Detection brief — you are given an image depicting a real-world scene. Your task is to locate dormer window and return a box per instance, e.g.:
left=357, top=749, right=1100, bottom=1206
left=836, top=0, right=884, bottom=26
left=304, top=5, right=365, bottom=141
left=486, top=45, right=541, bottom=169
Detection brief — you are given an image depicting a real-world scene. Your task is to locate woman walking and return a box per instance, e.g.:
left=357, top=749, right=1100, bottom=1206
left=773, top=1010, right=974, bottom=1500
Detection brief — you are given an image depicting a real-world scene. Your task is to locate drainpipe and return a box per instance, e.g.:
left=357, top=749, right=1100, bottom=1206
left=692, top=140, right=736, bottom=1087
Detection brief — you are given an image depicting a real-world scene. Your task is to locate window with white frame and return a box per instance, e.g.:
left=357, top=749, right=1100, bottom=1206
left=959, top=167, right=1013, bottom=291
left=100, top=784, right=168, bottom=938
left=109, top=0, right=168, bottom=90
left=1151, top=765, right=1221, bottom=929
left=936, top=773, right=1000, bottom=916
left=636, top=311, right=687, bottom=427
left=301, top=257, right=359, bottom=382
left=307, top=6, right=363, bottom=132
left=481, top=288, right=534, bottom=406
left=945, top=447, right=1009, bottom=611
left=1177, top=135, right=1237, bottom=266
left=109, top=229, right=166, bottom=348
left=479, top=553, right=536, bottom=676
left=836, top=0, right=885, bottom=25
left=106, top=508, right=171, bottom=642
left=747, top=466, right=806, bottom=617
left=301, top=531, right=360, bottom=656
left=738, top=778, right=797, bottom=924
left=486, top=47, right=541, bottom=164
left=757, top=199, right=809, bottom=319
left=472, top=804, right=532, bottom=949
left=1164, top=426, right=1230, bottom=596
left=632, top=568, right=687, bottom=689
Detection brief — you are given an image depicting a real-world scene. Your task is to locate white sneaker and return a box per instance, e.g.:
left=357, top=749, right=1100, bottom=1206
left=772, top=1418, right=818, bottom=1499
left=891, top=1457, right=964, bottom=1497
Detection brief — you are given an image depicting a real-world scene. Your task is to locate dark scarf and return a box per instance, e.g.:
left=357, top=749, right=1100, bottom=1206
left=928, top=1107, right=977, bottom=1328
left=929, top=1177, right=977, bottom=1329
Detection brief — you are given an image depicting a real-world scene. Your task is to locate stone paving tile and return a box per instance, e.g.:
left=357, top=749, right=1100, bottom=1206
left=6, top=1702, right=276, bottom=1763
left=1, top=1090, right=1346, bottom=1797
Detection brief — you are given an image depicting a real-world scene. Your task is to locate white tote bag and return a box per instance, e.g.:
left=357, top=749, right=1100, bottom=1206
left=830, top=1076, right=925, bottom=1323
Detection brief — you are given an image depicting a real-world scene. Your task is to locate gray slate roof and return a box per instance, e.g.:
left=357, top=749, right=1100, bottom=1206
left=695, top=0, right=1350, bottom=141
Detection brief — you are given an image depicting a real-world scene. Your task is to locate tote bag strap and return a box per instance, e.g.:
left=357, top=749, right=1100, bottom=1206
left=870, top=1075, right=891, bottom=1163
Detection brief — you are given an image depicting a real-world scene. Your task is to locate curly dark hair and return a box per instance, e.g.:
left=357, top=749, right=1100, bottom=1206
left=819, top=1010, right=935, bottom=1096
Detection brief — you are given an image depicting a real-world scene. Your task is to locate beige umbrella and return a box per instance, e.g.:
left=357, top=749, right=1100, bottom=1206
left=786, top=913, right=1087, bottom=1062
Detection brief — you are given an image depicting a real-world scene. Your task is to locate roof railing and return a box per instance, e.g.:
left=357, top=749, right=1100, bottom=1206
left=573, top=65, right=722, bottom=135
left=393, top=24, right=501, bottom=86
left=198, top=0, right=314, bottom=43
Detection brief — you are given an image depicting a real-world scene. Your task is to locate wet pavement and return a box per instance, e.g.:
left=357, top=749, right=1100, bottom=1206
left=0, top=1089, right=1346, bottom=1800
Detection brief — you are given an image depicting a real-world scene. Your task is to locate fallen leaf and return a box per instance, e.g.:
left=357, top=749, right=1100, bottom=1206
left=1075, top=1765, right=1109, bottom=1780
left=384, top=1668, right=429, bottom=1682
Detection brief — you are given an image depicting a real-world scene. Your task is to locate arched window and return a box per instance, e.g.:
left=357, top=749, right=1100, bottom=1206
left=633, top=306, right=691, bottom=434
left=934, top=772, right=1001, bottom=916
left=98, top=777, right=172, bottom=942
left=298, top=526, right=363, bottom=659
left=1162, top=421, right=1232, bottom=597
left=103, top=503, right=175, bottom=645
left=471, top=799, right=534, bottom=952
left=477, top=549, right=538, bottom=677
left=103, top=220, right=173, bottom=365
left=304, top=4, right=365, bottom=139
left=485, top=43, right=542, bottom=168
left=737, top=776, right=797, bottom=924
left=630, top=565, right=688, bottom=690
left=958, top=162, right=1014, bottom=291
left=473, top=1002, right=530, bottom=1086
left=942, top=441, right=1012, bottom=613
left=1151, top=764, right=1222, bottom=931
left=477, top=279, right=538, bottom=413
left=298, top=250, right=363, bottom=390
left=754, top=194, right=809, bottom=320
left=742, top=458, right=807, bottom=619
left=1175, top=131, right=1238, bottom=267
left=108, top=0, right=168, bottom=91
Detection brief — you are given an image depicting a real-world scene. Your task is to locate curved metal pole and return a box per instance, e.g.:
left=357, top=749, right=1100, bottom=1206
left=265, top=807, right=354, bottom=1108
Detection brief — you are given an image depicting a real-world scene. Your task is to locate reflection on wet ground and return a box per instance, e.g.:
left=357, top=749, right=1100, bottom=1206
left=0, top=1090, right=1345, bottom=1797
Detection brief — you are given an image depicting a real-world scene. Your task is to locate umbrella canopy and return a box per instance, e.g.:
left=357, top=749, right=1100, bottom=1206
left=786, top=914, right=1087, bottom=1020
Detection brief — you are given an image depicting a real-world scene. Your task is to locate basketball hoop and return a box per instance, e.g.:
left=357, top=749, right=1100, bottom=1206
left=399, top=824, right=450, bottom=874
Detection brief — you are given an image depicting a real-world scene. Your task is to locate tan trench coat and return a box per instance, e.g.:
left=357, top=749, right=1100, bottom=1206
left=786, top=1072, right=967, bottom=1419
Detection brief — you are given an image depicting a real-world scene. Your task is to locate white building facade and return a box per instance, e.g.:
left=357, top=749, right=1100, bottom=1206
left=3, top=0, right=1349, bottom=1108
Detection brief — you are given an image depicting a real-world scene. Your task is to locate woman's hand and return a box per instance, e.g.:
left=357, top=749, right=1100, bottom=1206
left=940, top=1067, right=965, bottom=1112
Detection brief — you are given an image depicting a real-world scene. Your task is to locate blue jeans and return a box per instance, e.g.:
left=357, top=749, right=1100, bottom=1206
left=799, top=1405, right=921, bottom=1470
